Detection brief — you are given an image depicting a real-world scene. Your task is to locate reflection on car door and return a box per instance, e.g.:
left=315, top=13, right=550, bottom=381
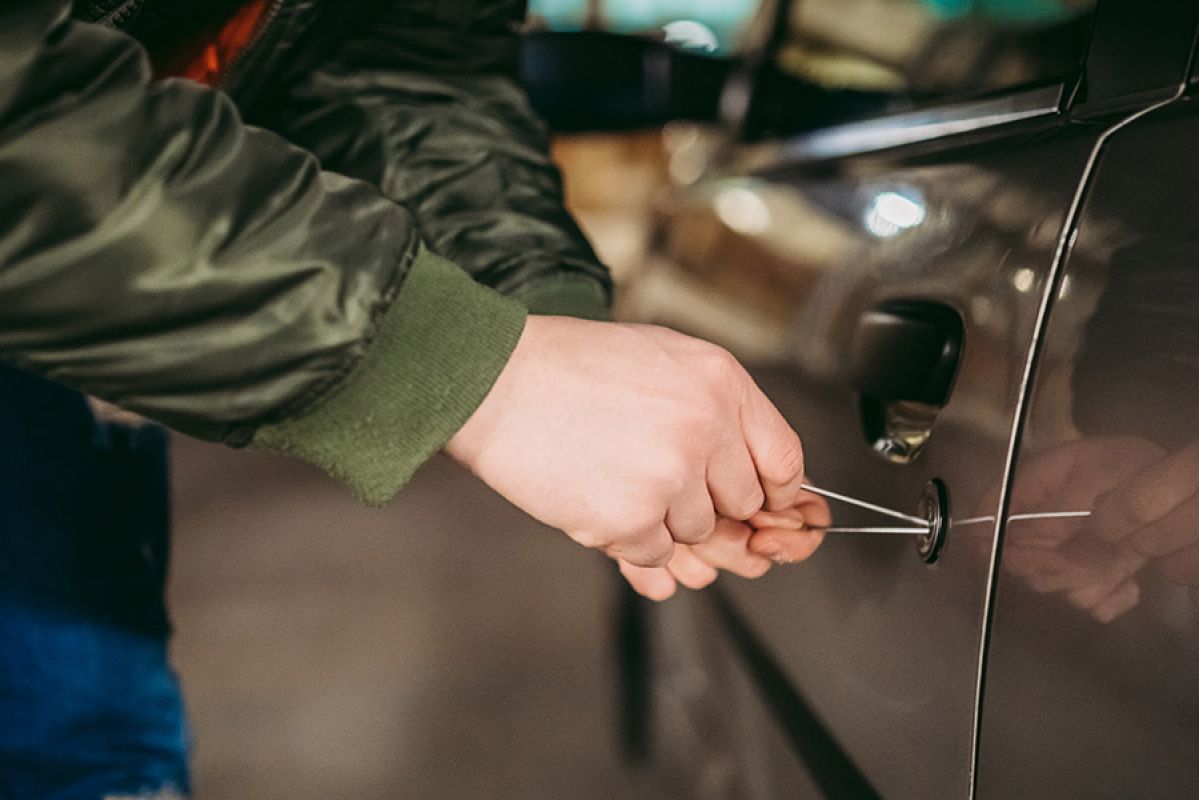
left=978, top=94, right=1199, bottom=800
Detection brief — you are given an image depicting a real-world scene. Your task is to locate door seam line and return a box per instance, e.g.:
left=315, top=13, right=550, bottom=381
left=965, top=39, right=1199, bottom=800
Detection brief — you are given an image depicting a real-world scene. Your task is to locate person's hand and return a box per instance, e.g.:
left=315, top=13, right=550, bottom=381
left=1089, top=438, right=1199, bottom=607
left=616, top=488, right=831, bottom=600
left=445, top=316, right=809, bottom=589
left=996, top=436, right=1164, bottom=622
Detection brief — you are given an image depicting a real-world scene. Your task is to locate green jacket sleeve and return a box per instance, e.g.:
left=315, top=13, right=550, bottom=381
left=251, top=0, right=613, bottom=321
left=0, top=1, right=526, bottom=503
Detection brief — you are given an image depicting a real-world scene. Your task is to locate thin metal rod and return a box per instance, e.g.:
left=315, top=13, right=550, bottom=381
left=956, top=510, right=1092, bottom=527
left=800, top=482, right=928, bottom=526
left=808, top=525, right=930, bottom=535
left=1011, top=510, right=1091, bottom=522
left=810, top=510, right=1090, bottom=535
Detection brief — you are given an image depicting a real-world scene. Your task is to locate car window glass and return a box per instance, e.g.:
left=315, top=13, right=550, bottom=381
left=774, top=0, right=1096, bottom=130
left=528, top=0, right=763, bottom=56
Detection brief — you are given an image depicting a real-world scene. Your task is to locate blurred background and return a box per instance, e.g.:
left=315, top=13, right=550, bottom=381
left=169, top=0, right=1094, bottom=796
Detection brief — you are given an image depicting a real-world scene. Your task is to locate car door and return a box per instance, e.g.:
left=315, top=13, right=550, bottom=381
left=976, top=27, right=1199, bottom=800
left=623, top=1, right=1197, bottom=797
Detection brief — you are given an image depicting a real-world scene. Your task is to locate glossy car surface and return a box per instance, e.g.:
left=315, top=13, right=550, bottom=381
left=617, top=1, right=1199, bottom=797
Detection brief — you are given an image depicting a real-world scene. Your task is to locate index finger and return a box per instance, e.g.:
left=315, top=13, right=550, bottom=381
left=739, top=382, right=805, bottom=512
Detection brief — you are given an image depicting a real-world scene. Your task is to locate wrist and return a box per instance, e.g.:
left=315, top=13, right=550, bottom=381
left=445, top=315, right=547, bottom=471
left=253, top=245, right=526, bottom=505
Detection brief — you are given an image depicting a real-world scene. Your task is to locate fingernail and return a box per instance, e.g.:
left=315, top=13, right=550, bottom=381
left=760, top=545, right=794, bottom=564
left=757, top=542, right=782, bottom=558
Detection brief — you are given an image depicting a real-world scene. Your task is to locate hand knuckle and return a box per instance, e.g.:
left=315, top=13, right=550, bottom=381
left=764, top=436, right=804, bottom=484
left=613, top=494, right=666, bottom=534
left=571, top=529, right=607, bottom=550
left=613, top=527, right=674, bottom=567
left=1124, top=487, right=1163, bottom=526
left=646, top=452, right=690, bottom=494
left=628, top=507, right=667, bottom=536
left=640, top=540, right=675, bottom=568
left=728, top=488, right=765, bottom=519
left=677, top=522, right=715, bottom=546
left=698, top=344, right=740, bottom=385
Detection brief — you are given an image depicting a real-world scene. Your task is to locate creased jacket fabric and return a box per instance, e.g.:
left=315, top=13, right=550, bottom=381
left=0, top=0, right=611, bottom=502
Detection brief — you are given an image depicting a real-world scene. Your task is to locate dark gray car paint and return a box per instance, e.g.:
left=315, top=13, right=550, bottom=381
left=647, top=120, right=1110, bottom=797
left=635, top=3, right=1199, bottom=796
left=976, top=95, right=1199, bottom=800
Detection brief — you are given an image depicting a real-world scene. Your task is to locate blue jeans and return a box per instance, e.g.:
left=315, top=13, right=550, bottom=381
left=0, top=368, right=189, bottom=799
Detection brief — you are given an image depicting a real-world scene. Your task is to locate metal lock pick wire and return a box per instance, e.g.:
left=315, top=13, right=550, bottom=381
left=796, top=483, right=1092, bottom=535
left=798, top=482, right=930, bottom=535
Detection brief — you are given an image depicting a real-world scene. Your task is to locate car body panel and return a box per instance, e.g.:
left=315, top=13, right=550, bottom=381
left=645, top=589, right=826, bottom=800
left=621, top=2, right=1199, bottom=797
left=633, top=121, right=1108, bottom=797
left=976, top=95, right=1199, bottom=799
left=1072, top=0, right=1199, bottom=110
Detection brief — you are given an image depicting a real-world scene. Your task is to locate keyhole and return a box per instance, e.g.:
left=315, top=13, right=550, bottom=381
left=917, top=478, right=949, bottom=564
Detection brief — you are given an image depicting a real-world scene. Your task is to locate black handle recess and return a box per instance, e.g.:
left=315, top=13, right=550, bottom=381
left=847, top=300, right=964, bottom=406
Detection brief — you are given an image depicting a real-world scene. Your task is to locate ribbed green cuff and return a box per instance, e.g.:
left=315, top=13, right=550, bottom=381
left=512, top=275, right=611, bottom=321
left=251, top=246, right=527, bottom=505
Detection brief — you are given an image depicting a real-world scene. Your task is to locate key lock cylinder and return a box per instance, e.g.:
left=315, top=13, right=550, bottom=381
left=916, top=478, right=949, bottom=563
left=801, top=479, right=950, bottom=564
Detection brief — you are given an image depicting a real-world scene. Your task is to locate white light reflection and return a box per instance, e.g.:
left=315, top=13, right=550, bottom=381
left=971, top=296, right=992, bottom=324
left=1012, top=267, right=1035, bottom=293
left=662, top=20, right=720, bottom=52
left=863, top=190, right=926, bottom=238
left=714, top=186, right=771, bottom=235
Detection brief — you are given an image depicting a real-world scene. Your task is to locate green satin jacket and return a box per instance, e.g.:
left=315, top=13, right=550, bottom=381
left=1, top=0, right=611, bottom=502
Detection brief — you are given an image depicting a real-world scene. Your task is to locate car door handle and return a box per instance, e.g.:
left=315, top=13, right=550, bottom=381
left=846, top=300, right=964, bottom=463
